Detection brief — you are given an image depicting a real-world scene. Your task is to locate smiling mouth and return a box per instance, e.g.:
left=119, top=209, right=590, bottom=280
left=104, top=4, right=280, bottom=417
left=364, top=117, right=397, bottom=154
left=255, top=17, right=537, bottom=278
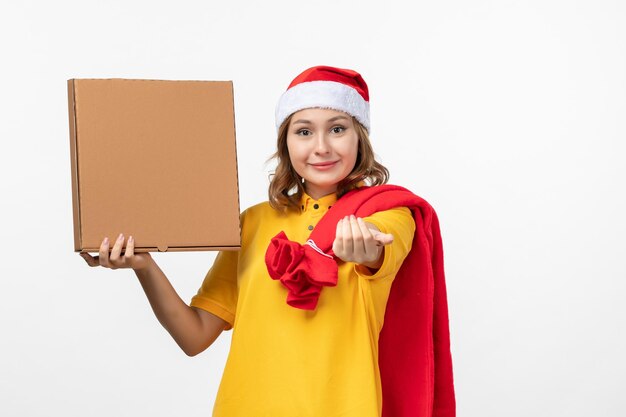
left=310, top=161, right=338, bottom=167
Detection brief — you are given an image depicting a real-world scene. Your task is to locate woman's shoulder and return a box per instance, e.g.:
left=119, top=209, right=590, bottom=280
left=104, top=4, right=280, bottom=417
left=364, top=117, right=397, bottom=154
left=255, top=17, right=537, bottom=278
left=242, top=200, right=270, bottom=213
left=240, top=201, right=268, bottom=221
left=240, top=200, right=288, bottom=223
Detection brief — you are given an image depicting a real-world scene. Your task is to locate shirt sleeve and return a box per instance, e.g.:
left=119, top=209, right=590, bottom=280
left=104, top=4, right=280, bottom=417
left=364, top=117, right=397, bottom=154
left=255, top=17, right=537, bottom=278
left=190, top=250, right=239, bottom=330
left=190, top=209, right=248, bottom=330
left=354, top=206, right=416, bottom=280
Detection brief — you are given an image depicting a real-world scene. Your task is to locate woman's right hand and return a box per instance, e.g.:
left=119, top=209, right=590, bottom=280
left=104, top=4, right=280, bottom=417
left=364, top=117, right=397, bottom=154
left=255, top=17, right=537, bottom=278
left=80, top=233, right=153, bottom=271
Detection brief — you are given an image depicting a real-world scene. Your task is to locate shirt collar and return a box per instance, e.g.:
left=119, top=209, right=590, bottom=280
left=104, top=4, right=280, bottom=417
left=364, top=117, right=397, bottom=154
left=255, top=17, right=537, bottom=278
left=300, top=191, right=338, bottom=212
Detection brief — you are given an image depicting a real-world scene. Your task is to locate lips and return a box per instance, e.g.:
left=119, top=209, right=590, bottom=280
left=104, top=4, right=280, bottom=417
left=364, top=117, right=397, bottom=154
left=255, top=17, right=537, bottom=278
left=310, top=161, right=338, bottom=167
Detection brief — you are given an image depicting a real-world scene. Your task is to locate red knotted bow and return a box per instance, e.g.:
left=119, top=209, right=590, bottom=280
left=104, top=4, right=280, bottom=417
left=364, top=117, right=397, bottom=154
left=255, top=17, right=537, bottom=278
left=265, top=231, right=339, bottom=310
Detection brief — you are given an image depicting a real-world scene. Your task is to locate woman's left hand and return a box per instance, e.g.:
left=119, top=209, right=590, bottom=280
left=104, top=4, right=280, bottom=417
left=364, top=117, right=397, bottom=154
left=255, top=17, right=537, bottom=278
left=332, top=215, right=394, bottom=269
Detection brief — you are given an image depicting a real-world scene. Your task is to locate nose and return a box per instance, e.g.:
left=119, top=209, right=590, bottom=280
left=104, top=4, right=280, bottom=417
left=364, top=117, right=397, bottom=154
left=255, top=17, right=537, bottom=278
left=314, top=134, right=330, bottom=155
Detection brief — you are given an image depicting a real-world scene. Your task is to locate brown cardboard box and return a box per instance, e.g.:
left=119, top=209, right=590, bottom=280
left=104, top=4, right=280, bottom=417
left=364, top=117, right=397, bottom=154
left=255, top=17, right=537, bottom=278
left=68, top=79, right=240, bottom=253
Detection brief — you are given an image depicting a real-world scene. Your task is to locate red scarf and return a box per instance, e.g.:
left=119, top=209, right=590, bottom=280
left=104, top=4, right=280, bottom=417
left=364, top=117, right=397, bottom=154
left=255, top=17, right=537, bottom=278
left=265, top=184, right=455, bottom=417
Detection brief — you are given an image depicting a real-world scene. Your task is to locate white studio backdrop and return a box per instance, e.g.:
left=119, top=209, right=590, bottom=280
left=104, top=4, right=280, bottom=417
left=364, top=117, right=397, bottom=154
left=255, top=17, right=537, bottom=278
left=0, top=0, right=624, bottom=416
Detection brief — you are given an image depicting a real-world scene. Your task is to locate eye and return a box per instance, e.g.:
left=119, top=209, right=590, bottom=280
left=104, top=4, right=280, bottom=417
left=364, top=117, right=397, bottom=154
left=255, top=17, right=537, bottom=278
left=296, top=129, right=312, bottom=136
left=331, top=125, right=346, bottom=134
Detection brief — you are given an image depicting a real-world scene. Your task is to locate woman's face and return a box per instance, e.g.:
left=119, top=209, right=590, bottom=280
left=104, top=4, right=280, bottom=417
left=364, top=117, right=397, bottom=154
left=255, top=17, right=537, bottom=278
left=286, top=108, right=359, bottom=199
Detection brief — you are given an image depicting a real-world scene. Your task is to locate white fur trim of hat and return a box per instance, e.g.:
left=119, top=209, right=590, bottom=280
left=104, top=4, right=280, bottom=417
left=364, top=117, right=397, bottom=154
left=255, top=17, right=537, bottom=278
left=275, top=66, right=371, bottom=133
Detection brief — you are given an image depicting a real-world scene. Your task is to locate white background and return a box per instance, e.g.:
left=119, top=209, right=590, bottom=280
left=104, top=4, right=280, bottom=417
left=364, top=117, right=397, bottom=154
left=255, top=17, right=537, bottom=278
left=1, top=0, right=624, bottom=416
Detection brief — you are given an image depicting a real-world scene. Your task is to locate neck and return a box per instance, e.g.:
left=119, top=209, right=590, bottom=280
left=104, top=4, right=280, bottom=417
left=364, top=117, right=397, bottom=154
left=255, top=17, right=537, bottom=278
left=304, top=184, right=337, bottom=200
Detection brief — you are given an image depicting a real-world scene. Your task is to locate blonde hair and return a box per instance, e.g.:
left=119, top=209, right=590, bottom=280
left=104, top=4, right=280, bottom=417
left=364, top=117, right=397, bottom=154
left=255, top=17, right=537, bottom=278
left=267, top=114, right=389, bottom=212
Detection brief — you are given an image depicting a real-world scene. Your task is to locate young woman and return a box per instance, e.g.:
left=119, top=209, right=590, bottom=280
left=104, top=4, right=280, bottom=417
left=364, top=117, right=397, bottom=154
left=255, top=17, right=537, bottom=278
left=80, top=66, right=454, bottom=417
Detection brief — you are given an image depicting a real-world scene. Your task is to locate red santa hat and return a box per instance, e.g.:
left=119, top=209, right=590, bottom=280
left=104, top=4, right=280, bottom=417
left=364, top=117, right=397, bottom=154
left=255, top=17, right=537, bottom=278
left=275, top=65, right=371, bottom=133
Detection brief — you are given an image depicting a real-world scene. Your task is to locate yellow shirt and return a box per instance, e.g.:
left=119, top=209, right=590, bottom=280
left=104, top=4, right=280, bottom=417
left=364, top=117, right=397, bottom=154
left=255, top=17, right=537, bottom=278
left=191, top=191, right=415, bottom=417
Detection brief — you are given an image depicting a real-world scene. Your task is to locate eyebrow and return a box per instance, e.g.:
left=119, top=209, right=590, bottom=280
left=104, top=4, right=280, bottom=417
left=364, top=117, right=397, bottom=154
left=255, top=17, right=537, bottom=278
left=292, top=115, right=350, bottom=125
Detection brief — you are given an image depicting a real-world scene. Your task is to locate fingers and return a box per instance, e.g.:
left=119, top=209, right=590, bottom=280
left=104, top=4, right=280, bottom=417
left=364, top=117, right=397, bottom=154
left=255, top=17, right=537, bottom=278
left=362, top=220, right=394, bottom=247
left=342, top=216, right=354, bottom=255
left=349, top=216, right=366, bottom=259
left=333, top=218, right=344, bottom=255
left=356, top=217, right=376, bottom=253
left=124, top=235, right=135, bottom=260
left=372, top=230, right=394, bottom=246
left=110, top=233, right=125, bottom=264
left=333, top=216, right=381, bottom=263
left=99, top=237, right=111, bottom=268
left=95, top=234, right=130, bottom=269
